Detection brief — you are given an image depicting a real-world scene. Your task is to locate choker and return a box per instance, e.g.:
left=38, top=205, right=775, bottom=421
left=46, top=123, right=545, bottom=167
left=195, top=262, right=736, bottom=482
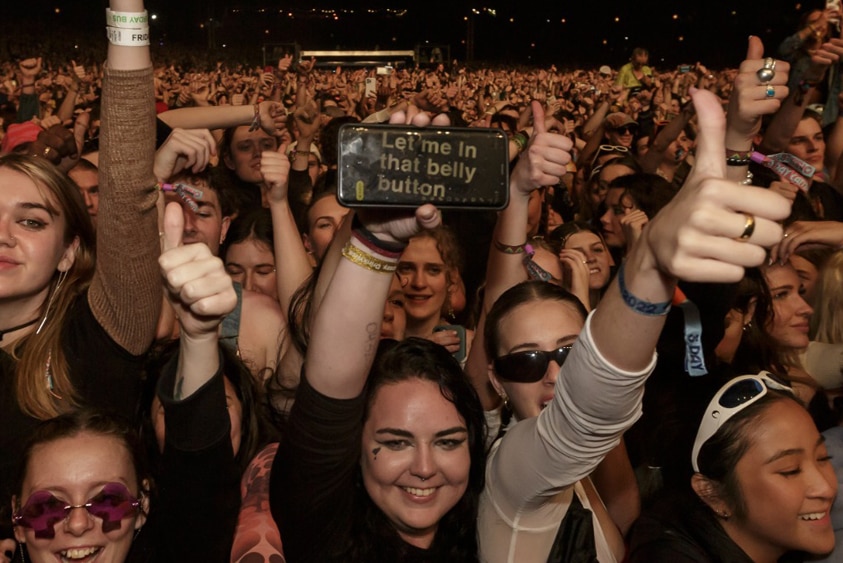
left=0, top=317, right=41, bottom=342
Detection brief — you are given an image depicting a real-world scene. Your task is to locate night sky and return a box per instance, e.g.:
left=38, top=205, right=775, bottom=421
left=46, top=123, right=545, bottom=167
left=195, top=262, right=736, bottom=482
left=0, top=1, right=826, bottom=69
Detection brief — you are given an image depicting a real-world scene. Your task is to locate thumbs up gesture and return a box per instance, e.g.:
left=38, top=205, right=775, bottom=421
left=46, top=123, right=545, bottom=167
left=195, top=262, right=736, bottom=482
left=641, top=87, right=791, bottom=282
left=510, top=100, right=573, bottom=198
left=260, top=138, right=291, bottom=204
left=158, top=202, right=237, bottom=340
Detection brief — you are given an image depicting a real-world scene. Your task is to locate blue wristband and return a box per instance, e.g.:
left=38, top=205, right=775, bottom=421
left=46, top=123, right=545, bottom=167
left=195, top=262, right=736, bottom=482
left=617, top=263, right=672, bottom=316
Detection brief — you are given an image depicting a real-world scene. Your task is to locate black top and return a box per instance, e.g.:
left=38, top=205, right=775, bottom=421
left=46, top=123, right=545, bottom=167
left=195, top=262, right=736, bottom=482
left=0, top=293, right=145, bottom=539
left=13, top=348, right=241, bottom=563
left=270, top=373, right=448, bottom=563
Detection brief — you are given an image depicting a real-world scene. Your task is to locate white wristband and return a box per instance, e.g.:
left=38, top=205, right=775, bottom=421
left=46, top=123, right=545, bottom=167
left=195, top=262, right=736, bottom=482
left=105, top=9, right=149, bottom=29
left=106, top=26, right=150, bottom=46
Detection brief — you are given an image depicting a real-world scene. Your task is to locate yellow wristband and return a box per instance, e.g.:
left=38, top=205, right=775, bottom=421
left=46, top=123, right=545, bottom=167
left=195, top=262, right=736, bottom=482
left=341, top=242, right=398, bottom=273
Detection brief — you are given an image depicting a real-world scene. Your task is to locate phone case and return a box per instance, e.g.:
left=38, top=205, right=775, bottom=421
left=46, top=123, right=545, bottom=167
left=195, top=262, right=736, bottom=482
left=337, top=123, right=510, bottom=209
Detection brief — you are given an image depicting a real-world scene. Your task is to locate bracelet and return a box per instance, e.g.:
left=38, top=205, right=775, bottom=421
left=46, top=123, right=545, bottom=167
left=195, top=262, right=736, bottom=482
left=351, top=216, right=407, bottom=257
left=248, top=103, right=261, bottom=132
left=291, top=149, right=312, bottom=158
left=617, top=262, right=672, bottom=316
left=511, top=131, right=529, bottom=154
left=725, top=148, right=752, bottom=166
left=105, top=8, right=149, bottom=28
left=342, top=241, right=398, bottom=273
left=106, top=26, right=150, bottom=46
left=493, top=239, right=526, bottom=254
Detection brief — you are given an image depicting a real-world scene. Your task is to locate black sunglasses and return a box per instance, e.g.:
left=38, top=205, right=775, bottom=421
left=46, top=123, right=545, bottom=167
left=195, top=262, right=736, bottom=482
left=493, top=346, right=572, bottom=383
left=610, top=126, right=637, bottom=135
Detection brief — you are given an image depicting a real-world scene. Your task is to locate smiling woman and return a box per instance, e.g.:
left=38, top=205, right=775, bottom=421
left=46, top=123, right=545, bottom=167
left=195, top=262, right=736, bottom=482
left=628, top=373, right=837, bottom=562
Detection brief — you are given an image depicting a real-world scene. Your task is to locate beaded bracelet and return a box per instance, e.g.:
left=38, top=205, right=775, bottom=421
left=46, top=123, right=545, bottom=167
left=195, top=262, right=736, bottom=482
left=617, top=262, right=672, bottom=316
left=725, top=148, right=752, bottom=167
left=342, top=241, right=398, bottom=273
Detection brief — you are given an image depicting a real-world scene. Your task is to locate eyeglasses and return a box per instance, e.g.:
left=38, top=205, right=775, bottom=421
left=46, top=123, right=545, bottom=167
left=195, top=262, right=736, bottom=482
left=691, top=372, right=793, bottom=472
left=13, top=482, right=140, bottom=539
left=493, top=346, right=573, bottom=383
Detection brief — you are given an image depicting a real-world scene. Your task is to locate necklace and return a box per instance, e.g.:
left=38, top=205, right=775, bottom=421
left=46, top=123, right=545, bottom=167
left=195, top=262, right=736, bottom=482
left=0, top=317, right=40, bottom=342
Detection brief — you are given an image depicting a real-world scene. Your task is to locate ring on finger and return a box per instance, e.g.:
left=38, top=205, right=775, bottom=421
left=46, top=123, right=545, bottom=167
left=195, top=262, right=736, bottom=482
left=765, top=84, right=776, bottom=98
left=736, top=213, right=756, bottom=242
left=783, top=232, right=790, bottom=238
left=756, top=58, right=776, bottom=83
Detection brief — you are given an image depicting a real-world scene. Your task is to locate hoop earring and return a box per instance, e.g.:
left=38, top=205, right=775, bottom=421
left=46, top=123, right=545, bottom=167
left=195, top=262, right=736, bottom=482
left=36, top=269, right=68, bottom=335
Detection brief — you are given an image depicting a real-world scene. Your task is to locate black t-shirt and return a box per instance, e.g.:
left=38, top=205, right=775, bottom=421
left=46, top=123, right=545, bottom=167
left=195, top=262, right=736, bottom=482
left=0, top=292, right=145, bottom=538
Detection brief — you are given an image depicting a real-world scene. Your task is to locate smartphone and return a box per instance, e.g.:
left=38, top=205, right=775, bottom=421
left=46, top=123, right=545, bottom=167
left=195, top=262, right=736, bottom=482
left=337, top=123, right=509, bottom=209
left=376, top=65, right=394, bottom=76
left=434, top=325, right=466, bottom=363
left=364, top=77, right=377, bottom=98
left=678, top=65, right=692, bottom=74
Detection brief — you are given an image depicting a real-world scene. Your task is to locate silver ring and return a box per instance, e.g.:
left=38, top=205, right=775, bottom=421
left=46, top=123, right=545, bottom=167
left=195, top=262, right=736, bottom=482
left=765, top=84, right=776, bottom=98
left=783, top=232, right=790, bottom=238
left=42, top=146, right=52, bottom=157
left=756, top=58, right=776, bottom=83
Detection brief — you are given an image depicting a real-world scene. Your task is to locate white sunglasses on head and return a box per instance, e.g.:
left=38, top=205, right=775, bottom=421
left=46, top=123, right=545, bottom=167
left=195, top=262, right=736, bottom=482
left=691, top=372, right=793, bottom=473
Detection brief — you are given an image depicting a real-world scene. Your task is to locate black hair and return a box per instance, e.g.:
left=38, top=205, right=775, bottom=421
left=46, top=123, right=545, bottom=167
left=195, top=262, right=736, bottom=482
left=607, top=172, right=678, bottom=218
left=220, top=207, right=275, bottom=261
left=347, top=338, right=485, bottom=561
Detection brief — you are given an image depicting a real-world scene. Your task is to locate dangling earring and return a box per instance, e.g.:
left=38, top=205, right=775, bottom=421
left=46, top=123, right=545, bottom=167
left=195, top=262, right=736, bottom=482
left=499, top=391, right=511, bottom=412
left=19, top=540, right=27, bottom=563
left=36, top=269, right=68, bottom=335
left=742, top=321, right=752, bottom=333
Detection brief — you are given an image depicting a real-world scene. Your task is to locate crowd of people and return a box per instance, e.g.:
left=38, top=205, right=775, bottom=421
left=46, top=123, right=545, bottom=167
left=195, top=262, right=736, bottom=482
left=4, top=1, right=843, bottom=562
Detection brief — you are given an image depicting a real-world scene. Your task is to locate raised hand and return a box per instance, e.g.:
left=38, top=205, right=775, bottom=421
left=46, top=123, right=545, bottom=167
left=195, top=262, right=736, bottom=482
left=642, top=87, right=791, bottom=282
left=509, top=100, right=572, bottom=196
left=726, top=36, right=790, bottom=146
left=153, top=128, right=216, bottom=182
left=159, top=201, right=237, bottom=341
left=260, top=138, right=291, bottom=204
left=771, top=220, right=843, bottom=264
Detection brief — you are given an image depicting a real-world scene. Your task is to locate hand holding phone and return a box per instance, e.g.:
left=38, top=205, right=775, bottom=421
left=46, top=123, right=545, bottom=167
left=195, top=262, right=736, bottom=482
left=433, top=325, right=467, bottom=363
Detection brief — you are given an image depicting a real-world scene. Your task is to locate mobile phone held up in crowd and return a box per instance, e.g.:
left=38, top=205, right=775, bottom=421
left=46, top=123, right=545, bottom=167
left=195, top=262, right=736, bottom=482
left=376, top=65, right=394, bottom=76
left=364, top=77, right=377, bottom=98
left=434, top=325, right=467, bottom=363
left=337, top=123, right=509, bottom=209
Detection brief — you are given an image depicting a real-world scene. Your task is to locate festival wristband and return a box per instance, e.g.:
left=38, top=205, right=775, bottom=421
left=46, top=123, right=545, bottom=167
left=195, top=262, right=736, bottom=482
left=750, top=151, right=811, bottom=193
left=672, top=288, right=707, bottom=376
left=617, top=262, right=672, bottom=316
left=105, top=9, right=149, bottom=28
left=106, top=26, right=150, bottom=46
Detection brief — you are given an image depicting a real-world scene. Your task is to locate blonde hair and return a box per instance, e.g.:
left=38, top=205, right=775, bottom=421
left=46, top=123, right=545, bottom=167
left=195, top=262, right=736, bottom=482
left=3, top=154, right=96, bottom=419
left=811, top=249, right=843, bottom=345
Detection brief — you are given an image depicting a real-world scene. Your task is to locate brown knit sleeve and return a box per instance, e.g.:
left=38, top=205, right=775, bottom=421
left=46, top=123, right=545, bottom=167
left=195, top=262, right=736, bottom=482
left=88, top=65, right=161, bottom=356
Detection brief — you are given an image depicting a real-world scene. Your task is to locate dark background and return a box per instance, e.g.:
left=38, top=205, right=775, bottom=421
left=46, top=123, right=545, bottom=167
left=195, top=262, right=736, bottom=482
left=0, top=1, right=828, bottom=69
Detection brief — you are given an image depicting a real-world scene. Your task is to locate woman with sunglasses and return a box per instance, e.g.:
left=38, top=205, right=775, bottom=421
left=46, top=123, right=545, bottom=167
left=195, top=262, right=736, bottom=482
left=464, top=89, right=791, bottom=562
left=628, top=372, right=837, bottom=562
left=11, top=203, right=242, bottom=563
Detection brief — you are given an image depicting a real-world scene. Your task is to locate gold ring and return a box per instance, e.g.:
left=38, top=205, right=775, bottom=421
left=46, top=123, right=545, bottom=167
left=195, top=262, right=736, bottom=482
left=737, top=213, right=756, bottom=241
